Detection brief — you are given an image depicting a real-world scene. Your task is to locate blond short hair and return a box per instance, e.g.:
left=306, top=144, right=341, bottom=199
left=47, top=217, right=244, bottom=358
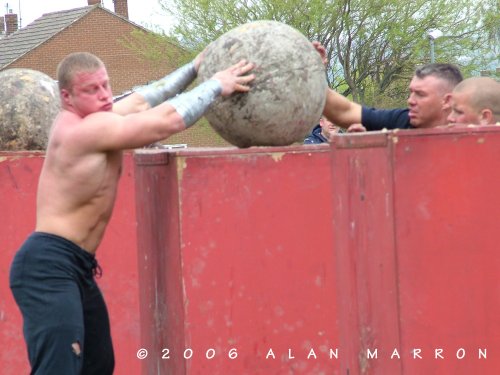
left=56, top=52, right=105, bottom=92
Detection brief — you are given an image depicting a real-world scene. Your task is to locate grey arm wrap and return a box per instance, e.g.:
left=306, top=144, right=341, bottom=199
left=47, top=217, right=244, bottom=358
left=167, top=79, right=222, bottom=128
left=135, top=61, right=197, bottom=108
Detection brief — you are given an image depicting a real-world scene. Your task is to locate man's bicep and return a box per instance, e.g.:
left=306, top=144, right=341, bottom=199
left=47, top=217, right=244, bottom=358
left=70, top=113, right=130, bottom=152
left=113, top=92, right=150, bottom=115
left=101, top=107, right=184, bottom=150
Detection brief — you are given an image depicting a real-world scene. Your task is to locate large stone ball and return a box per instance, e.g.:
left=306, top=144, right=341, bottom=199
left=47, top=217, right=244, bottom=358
left=198, top=20, right=327, bottom=148
left=0, top=68, right=60, bottom=150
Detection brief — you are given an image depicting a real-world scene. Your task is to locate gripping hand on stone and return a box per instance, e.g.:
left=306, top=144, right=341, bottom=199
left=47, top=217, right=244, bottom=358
left=211, top=60, right=255, bottom=96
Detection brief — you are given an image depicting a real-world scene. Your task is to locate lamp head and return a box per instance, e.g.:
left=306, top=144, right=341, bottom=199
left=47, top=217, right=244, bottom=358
left=428, top=29, right=444, bottom=40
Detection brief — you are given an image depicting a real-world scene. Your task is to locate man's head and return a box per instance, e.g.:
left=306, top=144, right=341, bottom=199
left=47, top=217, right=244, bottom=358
left=319, top=116, right=342, bottom=141
left=407, top=63, right=463, bottom=128
left=447, top=77, right=500, bottom=125
left=57, top=52, right=113, bottom=116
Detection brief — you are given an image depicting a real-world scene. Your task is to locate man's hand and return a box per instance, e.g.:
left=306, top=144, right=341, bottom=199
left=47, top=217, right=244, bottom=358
left=212, top=60, right=255, bottom=96
left=312, top=41, right=328, bottom=66
left=347, top=123, right=367, bottom=133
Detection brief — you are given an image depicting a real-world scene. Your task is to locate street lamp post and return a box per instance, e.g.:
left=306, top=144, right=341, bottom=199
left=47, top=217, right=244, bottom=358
left=430, top=38, right=435, bottom=63
left=427, top=29, right=444, bottom=63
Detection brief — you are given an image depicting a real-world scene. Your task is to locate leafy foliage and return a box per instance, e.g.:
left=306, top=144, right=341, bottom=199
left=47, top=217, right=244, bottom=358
left=147, top=0, right=499, bottom=107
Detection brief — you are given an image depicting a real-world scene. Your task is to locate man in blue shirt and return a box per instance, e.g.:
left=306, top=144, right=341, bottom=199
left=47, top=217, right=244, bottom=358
left=323, top=63, right=463, bottom=131
left=314, top=42, right=463, bottom=131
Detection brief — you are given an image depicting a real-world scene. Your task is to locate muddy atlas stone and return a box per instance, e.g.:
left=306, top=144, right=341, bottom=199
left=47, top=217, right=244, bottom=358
left=0, top=68, right=60, bottom=150
left=198, top=20, right=327, bottom=148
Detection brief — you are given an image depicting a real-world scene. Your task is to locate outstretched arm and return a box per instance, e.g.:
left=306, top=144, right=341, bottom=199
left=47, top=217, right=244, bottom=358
left=134, top=61, right=197, bottom=108
left=166, top=59, right=255, bottom=128
left=323, top=89, right=363, bottom=129
left=80, top=59, right=255, bottom=152
left=113, top=51, right=208, bottom=116
left=312, top=41, right=363, bottom=128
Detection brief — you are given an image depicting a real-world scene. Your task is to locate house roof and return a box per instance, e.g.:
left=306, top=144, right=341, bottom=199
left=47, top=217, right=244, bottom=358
left=0, top=5, right=147, bottom=69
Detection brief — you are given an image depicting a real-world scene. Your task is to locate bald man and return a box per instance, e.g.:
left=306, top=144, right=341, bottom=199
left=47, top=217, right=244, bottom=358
left=447, top=77, right=500, bottom=125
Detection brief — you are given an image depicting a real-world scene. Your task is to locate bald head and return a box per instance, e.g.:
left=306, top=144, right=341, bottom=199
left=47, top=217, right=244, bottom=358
left=448, top=77, right=500, bottom=125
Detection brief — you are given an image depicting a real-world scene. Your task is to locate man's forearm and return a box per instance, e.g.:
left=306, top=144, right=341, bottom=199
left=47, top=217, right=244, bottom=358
left=135, top=61, right=197, bottom=108
left=323, top=89, right=362, bottom=128
left=167, top=79, right=222, bottom=128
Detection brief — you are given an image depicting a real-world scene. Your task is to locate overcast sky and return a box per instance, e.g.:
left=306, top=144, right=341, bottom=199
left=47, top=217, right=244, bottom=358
left=2, top=0, right=172, bottom=31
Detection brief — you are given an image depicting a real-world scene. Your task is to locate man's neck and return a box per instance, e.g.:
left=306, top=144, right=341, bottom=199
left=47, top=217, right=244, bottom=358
left=429, top=112, right=451, bottom=128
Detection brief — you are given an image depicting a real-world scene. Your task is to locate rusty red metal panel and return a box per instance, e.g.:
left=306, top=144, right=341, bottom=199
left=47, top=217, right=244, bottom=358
left=0, top=152, right=141, bottom=375
left=0, top=151, right=42, bottom=374
left=134, top=151, right=187, bottom=375
left=331, top=127, right=500, bottom=374
left=134, top=145, right=340, bottom=374
left=393, top=127, right=500, bottom=374
left=331, top=133, right=402, bottom=375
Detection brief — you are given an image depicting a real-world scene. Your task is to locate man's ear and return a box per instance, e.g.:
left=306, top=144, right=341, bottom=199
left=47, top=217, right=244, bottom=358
left=478, top=109, right=494, bottom=126
left=60, top=89, right=71, bottom=106
left=442, top=93, right=453, bottom=110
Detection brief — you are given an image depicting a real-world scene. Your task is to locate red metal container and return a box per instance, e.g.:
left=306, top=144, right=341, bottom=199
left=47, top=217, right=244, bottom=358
left=134, top=146, right=340, bottom=374
left=134, top=126, right=500, bottom=375
left=330, top=127, right=500, bottom=374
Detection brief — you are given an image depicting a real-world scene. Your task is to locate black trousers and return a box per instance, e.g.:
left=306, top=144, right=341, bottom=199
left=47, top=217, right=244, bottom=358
left=9, top=232, right=114, bottom=374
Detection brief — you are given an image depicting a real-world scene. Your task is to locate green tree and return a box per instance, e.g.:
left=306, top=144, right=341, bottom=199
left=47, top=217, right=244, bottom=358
left=152, top=0, right=498, bottom=107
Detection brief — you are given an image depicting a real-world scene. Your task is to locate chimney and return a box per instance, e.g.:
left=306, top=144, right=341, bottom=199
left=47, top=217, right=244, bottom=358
left=87, top=0, right=101, bottom=5
left=5, top=13, right=18, bottom=36
left=113, top=0, right=129, bottom=19
left=0, top=16, right=5, bottom=35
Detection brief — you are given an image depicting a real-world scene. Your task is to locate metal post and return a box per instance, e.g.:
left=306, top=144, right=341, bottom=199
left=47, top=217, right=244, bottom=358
left=427, top=29, right=443, bottom=64
left=430, top=38, right=435, bottom=64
